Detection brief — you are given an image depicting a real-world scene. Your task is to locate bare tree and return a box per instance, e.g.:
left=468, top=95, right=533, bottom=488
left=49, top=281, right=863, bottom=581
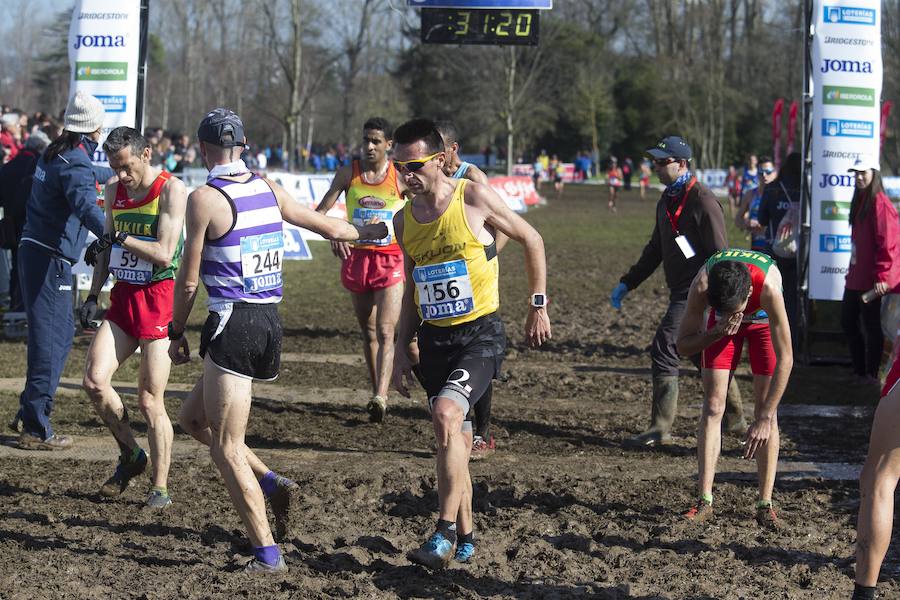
left=260, top=0, right=335, bottom=169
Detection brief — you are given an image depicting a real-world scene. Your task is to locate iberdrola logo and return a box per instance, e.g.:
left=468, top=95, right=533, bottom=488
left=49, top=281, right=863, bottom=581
left=76, top=61, right=127, bottom=81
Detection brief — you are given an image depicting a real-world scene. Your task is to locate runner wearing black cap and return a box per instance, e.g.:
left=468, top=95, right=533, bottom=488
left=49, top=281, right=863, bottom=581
left=169, top=108, right=389, bottom=572
left=609, top=135, right=746, bottom=448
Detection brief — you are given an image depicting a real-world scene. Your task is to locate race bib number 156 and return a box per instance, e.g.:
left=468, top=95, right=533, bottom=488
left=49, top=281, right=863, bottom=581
left=413, top=259, right=474, bottom=320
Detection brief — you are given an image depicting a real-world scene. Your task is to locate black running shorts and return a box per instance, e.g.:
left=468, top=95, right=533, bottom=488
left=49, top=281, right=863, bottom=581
left=199, top=303, right=282, bottom=381
left=417, top=312, right=506, bottom=421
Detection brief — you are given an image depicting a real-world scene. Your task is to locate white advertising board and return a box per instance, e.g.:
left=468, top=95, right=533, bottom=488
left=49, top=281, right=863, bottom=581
left=68, top=0, right=142, bottom=164
left=809, top=0, right=882, bottom=300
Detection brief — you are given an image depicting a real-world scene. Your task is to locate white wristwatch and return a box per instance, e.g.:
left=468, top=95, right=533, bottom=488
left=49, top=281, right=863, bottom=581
left=530, top=293, right=547, bottom=308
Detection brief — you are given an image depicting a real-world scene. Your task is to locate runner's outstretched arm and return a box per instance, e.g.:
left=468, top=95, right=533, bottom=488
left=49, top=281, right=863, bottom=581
left=265, top=176, right=386, bottom=242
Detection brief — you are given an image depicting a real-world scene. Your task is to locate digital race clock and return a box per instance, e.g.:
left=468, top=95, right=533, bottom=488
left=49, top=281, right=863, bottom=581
left=421, top=8, right=540, bottom=45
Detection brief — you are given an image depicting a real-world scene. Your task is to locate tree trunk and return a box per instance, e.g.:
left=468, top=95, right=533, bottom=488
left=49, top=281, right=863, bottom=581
left=506, top=47, right=517, bottom=176
left=340, top=0, right=375, bottom=146
left=288, top=0, right=303, bottom=170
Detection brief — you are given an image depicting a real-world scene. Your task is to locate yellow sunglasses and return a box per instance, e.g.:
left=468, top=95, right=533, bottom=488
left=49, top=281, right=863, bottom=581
left=394, top=151, right=442, bottom=173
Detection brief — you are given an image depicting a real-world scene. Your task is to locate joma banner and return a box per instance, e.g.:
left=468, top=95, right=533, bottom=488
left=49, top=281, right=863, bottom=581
left=68, top=0, right=143, bottom=165
left=809, top=0, right=882, bottom=300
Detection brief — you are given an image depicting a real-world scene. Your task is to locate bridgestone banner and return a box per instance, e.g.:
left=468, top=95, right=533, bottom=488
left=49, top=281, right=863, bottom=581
left=68, top=0, right=142, bottom=164
left=809, top=0, right=882, bottom=300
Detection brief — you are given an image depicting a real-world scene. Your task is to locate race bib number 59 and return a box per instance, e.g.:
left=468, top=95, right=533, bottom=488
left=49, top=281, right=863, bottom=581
left=240, top=231, right=284, bottom=293
left=109, top=238, right=153, bottom=284
left=413, top=259, right=474, bottom=320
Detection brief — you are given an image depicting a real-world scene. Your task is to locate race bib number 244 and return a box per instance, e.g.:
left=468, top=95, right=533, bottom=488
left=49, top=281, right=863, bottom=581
left=240, top=231, right=284, bottom=293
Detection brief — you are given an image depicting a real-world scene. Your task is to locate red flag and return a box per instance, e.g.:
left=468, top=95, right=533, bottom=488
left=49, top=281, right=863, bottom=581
left=772, top=99, right=784, bottom=167
left=786, top=101, right=799, bottom=156
left=881, top=101, right=893, bottom=149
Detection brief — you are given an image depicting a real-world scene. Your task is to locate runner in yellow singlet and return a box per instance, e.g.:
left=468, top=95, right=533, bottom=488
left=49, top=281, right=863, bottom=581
left=390, top=118, right=551, bottom=569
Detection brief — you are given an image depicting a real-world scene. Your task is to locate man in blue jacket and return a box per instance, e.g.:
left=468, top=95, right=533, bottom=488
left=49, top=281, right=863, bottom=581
left=15, top=91, right=111, bottom=450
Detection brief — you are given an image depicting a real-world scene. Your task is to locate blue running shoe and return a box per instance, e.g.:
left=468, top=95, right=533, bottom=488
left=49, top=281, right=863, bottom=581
left=145, top=489, right=172, bottom=509
left=454, top=542, right=475, bottom=563
left=407, top=532, right=454, bottom=570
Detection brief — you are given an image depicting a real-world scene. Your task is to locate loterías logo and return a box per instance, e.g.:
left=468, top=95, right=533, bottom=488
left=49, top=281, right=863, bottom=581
left=74, top=34, right=126, bottom=49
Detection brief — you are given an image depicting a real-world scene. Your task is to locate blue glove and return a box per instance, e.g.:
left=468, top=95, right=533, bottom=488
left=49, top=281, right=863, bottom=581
left=610, top=282, right=628, bottom=309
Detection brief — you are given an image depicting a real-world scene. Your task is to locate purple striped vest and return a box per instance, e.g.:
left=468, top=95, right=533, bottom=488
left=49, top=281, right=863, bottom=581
left=201, top=174, right=284, bottom=305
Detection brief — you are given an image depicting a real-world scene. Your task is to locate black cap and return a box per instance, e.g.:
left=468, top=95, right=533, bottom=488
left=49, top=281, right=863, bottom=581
left=197, top=108, right=246, bottom=148
left=646, top=135, right=692, bottom=160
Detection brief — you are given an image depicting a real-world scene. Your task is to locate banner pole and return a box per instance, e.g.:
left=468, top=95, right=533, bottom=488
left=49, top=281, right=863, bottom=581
left=799, top=0, right=813, bottom=364
left=135, top=0, right=150, bottom=133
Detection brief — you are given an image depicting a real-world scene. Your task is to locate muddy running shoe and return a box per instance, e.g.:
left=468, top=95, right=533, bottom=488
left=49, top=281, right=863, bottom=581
left=99, top=450, right=148, bottom=497
left=367, top=395, right=387, bottom=423
left=269, top=476, right=301, bottom=542
left=755, top=504, right=780, bottom=529
left=470, top=435, right=495, bottom=461
left=454, top=542, right=475, bottom=563
left=244, top=556, right=287, bottom=573
left=683, top=500, right=714, bottom=523
left=145, top=489, right=172, bottom=509
left=18, top=432, right=73, bottom=451
left=408, top=532, right=454, bottom=570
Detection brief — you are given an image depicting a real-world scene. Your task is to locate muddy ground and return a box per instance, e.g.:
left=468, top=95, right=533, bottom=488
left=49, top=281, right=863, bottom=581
left=0, top=184, right=892, bottom=599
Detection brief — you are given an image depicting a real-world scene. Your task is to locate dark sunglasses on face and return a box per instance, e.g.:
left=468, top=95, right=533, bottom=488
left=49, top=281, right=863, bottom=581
left=394, top=152, right=441, bottom=174
left=761, top=168, right=776, bottom=175
left=653, top=157, right=677, bottom=167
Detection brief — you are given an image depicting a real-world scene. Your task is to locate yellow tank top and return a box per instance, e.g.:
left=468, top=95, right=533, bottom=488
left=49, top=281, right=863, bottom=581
left=402, top=180, right=499, bottom=327
left=346, top=159, right=405, bottom=252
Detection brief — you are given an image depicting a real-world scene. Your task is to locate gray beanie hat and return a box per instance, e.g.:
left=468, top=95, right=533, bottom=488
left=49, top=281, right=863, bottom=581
left=64, top=91, right=105, bottom=133
left=24, top=130, right=51, bottom=152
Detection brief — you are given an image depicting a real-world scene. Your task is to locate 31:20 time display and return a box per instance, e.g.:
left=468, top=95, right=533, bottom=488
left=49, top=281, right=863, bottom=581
left=453, top=10, right=533, bottom=37
left=421, top=9, right=540, bottom=46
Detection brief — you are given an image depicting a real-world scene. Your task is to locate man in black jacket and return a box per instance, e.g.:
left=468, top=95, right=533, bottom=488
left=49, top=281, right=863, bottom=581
left=610, top=136, right=746, bottom=447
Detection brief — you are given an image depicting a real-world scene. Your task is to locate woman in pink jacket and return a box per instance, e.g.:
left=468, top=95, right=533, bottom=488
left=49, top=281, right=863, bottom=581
left=841, top=157, right=900, bottom=387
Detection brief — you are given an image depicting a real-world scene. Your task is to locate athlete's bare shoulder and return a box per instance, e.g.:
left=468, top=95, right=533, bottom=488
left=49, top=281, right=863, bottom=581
left=187, top=181, right=224, bottom=211
left=465, top=164, right=490, bottom=185
left=162, top=173, right=187, bottom=196
left=461, top=178, right=497, bottom=208
left=763, top=263, right=783, bottom=295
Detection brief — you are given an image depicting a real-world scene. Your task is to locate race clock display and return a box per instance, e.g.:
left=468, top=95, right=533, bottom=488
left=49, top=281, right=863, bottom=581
left=421, top=8, right=540, bottom=45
